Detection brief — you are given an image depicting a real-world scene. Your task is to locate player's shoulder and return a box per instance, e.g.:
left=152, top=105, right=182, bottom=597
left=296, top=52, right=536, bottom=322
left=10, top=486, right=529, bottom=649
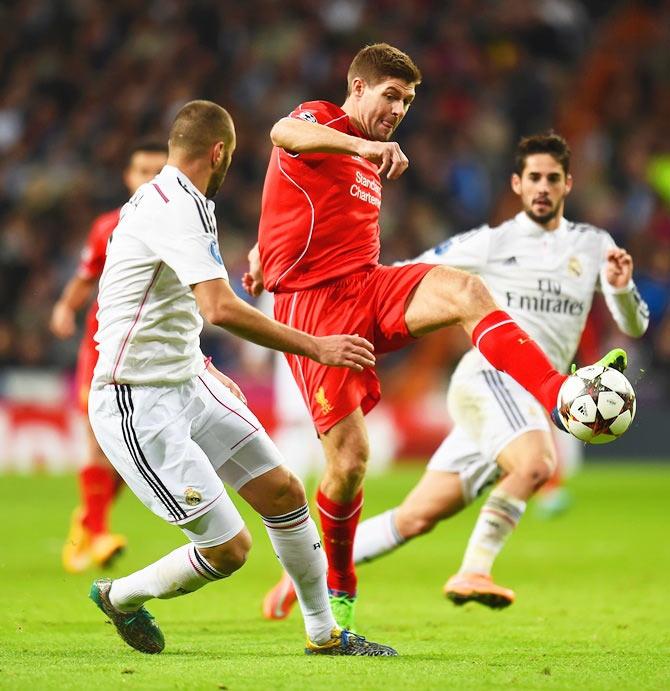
left=289, top=100, right=343, bottom=124
left=564, top=219, right=610, bottom=238
left=430, top=223, right=491, bottom=255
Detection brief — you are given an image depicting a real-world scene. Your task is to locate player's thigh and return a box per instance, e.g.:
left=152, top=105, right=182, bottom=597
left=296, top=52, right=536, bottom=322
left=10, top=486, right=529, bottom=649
left=427, top=425, right=500, bottom=505
left=404, top=265, right=497, bottom=337
left=85, top=420, right=112, bottom=467
left=191, top=369, right=270, bottom=487
left=89, top=382, right=227, bottom=526
left=448, top=368, right=550, bottom=463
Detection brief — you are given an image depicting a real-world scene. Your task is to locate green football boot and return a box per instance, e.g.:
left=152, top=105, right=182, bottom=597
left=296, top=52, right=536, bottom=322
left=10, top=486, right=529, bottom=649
left=329, top=591, right=357, bottom=631
left=90, top=578, right=165, bottom=654
left=595, top=347, right=627, bottom=373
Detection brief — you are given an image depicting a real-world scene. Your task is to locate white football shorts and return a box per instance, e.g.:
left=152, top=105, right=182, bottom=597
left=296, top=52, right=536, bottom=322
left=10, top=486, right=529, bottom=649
left=427, top=368, right=550, bottom=504
left=89, top=369, right=282, bottom=546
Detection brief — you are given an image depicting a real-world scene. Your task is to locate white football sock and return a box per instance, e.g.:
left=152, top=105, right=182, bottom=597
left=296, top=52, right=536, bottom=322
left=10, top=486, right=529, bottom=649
left=109, top=543, right=228, bottom=612
left=353, top=509, right=405, bottom=564
left=262, top=504, right=335, bottom=645
left=459, top=488, right=526, bottom=575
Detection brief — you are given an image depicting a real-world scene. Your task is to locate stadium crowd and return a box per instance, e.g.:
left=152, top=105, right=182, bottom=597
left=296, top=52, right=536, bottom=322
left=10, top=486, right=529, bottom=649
left=1, top=0, right=669, bottom=403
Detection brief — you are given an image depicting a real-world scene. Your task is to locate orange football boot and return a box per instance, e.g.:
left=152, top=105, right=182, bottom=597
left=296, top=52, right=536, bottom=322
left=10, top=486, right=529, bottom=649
left=444, top=573, right=515, bottom=609
left=90, top=532, right=127, bottom=568
left=62, top=507, right=93, bottom=573
left=262, top=571, right=297, bottom=620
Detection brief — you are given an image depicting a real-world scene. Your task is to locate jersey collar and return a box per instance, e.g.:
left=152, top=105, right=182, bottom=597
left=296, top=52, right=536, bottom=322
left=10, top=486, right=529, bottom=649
left=161, top=164, right=209, bottom=204
left=516, top=211, right=568, bottom=235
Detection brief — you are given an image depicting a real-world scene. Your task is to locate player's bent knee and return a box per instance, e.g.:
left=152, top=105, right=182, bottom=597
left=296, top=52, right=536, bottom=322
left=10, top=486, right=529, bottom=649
left=513, top=457, right=554, bottom=492
left=199, top=526, right=252, bottom=575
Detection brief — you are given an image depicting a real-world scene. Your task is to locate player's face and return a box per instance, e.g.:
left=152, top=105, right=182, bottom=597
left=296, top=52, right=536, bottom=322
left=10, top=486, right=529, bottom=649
left=512, top=154, right=572, bottom=228
left=123, top=151, right=167, bottom=194
left=355, top=77, right=416, bottom=141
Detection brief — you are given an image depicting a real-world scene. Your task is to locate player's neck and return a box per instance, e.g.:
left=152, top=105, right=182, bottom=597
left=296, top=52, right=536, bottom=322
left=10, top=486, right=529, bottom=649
left=167, top=157, right=209, bottom=197
left=341, top=99, right=365, bottom=136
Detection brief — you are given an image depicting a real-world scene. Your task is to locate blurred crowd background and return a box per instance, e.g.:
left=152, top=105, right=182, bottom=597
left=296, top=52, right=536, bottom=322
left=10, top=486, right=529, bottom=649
left=1, top=0, right=669, bottom=412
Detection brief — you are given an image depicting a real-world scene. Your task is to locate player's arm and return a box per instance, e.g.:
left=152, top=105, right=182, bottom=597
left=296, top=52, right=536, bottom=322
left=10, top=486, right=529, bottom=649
left=50, top=274, right=97, bottom=339
left=600, top=246, right=649, bottom=338
left=271, top=117, right=408, bottom=179
left=192, top=278, right=375, bottom=371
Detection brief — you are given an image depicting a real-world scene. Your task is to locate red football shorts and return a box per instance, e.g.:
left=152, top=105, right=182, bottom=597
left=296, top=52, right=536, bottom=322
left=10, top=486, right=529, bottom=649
left=75, top=331, right=99, bottom=414
left=273, top=264, right=434, bottom=433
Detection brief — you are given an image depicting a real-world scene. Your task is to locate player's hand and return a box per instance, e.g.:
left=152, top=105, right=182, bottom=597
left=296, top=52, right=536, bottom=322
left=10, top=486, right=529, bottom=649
left=312, top=333, right=375, bottom=371
left=50, top=301, right=76, bottom=339
left=605, top=247, right=633, bottom=289
left=242, top=243, right=265, bottom=297
left=206, top=360, right=247, bottom=404
left=357, top=141, right=409, bottom=180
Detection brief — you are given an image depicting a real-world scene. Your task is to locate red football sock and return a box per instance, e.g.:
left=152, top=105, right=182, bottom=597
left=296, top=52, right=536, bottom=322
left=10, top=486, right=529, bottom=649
left=79, top=465, right=116, bottom=535
left=473, top=310, right=567, bottom=413
left=316, top=488, right=363, bottom=596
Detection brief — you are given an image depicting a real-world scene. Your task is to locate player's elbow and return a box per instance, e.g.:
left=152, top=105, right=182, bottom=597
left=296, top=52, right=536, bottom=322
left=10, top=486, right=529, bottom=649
left=201, top=300, right=235, bottom=327
left=270, top=120, right=288, bottom=147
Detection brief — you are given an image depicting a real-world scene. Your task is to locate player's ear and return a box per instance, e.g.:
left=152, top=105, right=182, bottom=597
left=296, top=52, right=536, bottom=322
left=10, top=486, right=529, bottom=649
left=211, top=141, right=225, bottom=169
left=565, top=173, right=573, bottom=195
left=511, top=173, right=522, bottom=195
left=350, top=77, right=366, bottom=98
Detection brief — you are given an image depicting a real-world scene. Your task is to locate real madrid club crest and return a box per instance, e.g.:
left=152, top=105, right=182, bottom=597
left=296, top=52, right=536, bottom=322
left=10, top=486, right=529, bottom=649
left=184, top=487, right=202, bottom=506
left=568, top=256, right=582, bottom=277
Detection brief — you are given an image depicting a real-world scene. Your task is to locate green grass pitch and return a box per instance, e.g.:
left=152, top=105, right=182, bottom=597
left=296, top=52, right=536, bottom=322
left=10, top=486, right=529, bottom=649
left=1, top=463, right=669, bottom=690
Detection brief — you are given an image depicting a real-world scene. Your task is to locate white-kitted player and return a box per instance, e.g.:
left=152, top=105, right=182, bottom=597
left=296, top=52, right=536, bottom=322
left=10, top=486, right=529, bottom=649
left=87, top=100, right=396, bottom=657
left=352, top=132, right=649, bottom=607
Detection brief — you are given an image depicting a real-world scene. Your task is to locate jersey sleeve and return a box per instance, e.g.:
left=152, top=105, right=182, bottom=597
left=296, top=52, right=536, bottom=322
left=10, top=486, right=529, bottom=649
left=399, top=226, right=491, bottom=273
left=143, top=201, right=228, bottom=287
left=597, top=233, right=649, bottom=338
left=287, top=101, right=340, bottom=127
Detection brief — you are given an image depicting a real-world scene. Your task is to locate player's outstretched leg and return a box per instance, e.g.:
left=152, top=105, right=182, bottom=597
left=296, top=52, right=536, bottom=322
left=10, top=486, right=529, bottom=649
left=90, top=578, right=165, bottom=654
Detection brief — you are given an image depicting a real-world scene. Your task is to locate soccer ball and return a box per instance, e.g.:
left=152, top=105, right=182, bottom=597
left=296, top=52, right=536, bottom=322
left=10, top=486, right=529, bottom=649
left=557, top=365, right=636, bottom=444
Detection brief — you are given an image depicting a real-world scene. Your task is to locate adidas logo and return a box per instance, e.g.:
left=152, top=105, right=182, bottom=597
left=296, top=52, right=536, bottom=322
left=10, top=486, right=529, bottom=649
left=503, top=256, right=518, bottom=265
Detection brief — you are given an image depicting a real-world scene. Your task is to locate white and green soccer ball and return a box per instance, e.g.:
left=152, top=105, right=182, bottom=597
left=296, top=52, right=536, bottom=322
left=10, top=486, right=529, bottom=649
left=557, top=365, right=636, bottom=444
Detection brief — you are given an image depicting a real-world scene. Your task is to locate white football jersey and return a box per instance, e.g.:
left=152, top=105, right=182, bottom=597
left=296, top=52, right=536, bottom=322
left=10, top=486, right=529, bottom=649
left=93, top=165, right=228, bottom=387
left=410, top=211, right=649, bottom=375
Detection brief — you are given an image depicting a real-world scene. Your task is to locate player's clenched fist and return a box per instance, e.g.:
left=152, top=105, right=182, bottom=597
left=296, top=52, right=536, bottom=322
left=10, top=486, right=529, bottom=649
left=242, top=242, right=265, bottom=297
left=605, top=247, right=633, bottom=289
left=357, top=140, right=409, bottom=180
left=312, top=334, right=375, bottom=371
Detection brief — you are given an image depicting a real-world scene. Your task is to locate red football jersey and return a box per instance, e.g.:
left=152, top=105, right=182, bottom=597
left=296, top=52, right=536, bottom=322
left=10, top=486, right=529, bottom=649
left=258, top=101, right=383, bottom=293
left=77, top=208, right=120, bottom=338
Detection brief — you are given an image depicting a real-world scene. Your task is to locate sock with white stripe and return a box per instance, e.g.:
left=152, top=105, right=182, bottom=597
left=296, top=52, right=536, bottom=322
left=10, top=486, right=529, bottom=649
left=353, top=509, right=405, bottom=564
left=262, top=504, right=335, bottom=645
left=472, top=310, right=566, bottom=413
left=459, top=487, right=526, bottom=576
left=109, top=544, right=227, bottom=612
